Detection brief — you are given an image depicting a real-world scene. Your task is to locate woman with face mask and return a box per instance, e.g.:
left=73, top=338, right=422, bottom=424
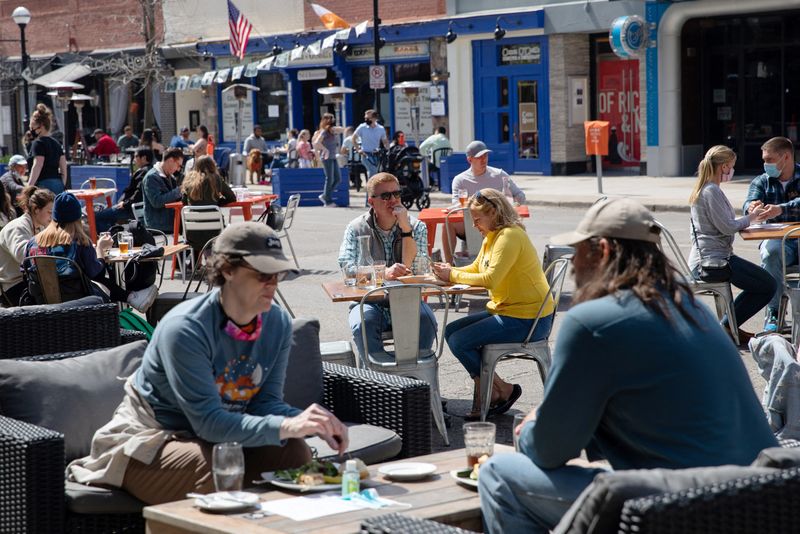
left=687, top=145, right=776, bottom=343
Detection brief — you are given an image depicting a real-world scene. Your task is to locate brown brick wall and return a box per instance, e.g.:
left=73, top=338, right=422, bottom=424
left=302, top=0, right=446, bottom=31
left=0, top=0, right=164, bottom=57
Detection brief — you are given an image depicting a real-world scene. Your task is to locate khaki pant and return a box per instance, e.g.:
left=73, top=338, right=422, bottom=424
left=122, top=437, right=311, bottom=505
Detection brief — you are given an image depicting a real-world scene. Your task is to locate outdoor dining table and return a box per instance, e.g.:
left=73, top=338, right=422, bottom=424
left=417, top=205, right=531, bottom=255
left=740, top=222, right=800, bottom=241
left=104, top=243, right=192, bottom=288
left=322, top=279, right=487, bottom=303
left=67, top=188, right=116, bottom=244
left=142, top=445, right=513, bottom=534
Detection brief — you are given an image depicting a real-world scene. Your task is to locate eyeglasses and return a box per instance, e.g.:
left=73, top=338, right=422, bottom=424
left=372, top=190, right=402, bottom=201
left=238, top=263, right=287, bottom=284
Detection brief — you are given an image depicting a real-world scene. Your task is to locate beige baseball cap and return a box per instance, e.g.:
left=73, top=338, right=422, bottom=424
left=213, top=222, right=298, bottom=274
left=550, top=198, right=661, bottom=246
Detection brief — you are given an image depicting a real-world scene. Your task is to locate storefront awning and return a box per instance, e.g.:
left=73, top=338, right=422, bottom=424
left=31, top=62, right=92, bottom=87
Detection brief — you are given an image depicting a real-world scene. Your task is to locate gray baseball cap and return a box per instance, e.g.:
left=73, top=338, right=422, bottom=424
left=213, top=222, right=298, bottom=275
left=550, top=198, right=661, bottom=246
left=466, top=140, right=492, bottom=158
left=8, top=154, right=26, bottom=167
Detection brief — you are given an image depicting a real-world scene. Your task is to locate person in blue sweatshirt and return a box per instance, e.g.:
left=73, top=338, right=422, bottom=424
left=479, top=198, right=778, bottom=534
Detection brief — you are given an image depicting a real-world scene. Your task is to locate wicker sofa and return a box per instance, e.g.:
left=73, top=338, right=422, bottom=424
left=0, top=317, right=431, bottom=534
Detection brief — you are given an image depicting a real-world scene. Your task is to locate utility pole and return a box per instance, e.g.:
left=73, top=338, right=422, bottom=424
left=372, top=0, right=381, bottom=117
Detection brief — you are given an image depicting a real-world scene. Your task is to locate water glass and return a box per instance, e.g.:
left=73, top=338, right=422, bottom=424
left=212, top=442, right=244, bottom=492
left=341, top=263, right=357, bottom=287
left=356, top=265, right=375, bottom=289
left=373, top=262, right=386, bottom=287
left=464, top=422, right=496, bottom=467
left=513, top=413, right=526, bottom=452
left=412, top=254, right=431, bottom=276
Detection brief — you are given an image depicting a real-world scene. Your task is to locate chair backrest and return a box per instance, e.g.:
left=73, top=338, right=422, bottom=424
left=184, top=235, right=218, bottom=299
left=80, top=178, right=117, bottom=190
left=431, top=147, right=452, bottom=168
left=523, top=257, right=570, bottom=345
left=359, top=283, right=448, bottom=365
left=444, top=207, right=483, bottom=260
left=781, top=226, right=800, bottom=284
left=181, top=205, right=225, bottom=241
left=282, top=194, right=301, bottom=231
left=131, top=201, right=145, bottom=222
left=541, top=244, right=574, bottom=280
left=286, top=148, right=299, bottom=168
left=653, top=219, right=695, bottom=281
left=22, top=254, right=94, bottom=305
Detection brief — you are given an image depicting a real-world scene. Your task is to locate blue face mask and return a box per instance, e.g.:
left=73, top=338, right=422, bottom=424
left=764, top=162, right=782, bottom=178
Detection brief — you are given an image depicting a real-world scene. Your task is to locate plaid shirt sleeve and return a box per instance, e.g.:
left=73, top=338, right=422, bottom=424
left=338, top=224, right=359, bottom=267
left=412, top=220, right=429, bottom=259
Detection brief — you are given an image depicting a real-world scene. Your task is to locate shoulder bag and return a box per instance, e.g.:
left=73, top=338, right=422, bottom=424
left=691, top=218, right=731, bottom=283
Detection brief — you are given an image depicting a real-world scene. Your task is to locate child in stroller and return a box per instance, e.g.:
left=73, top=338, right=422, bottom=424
left=383, top=132, right=430, bottom=210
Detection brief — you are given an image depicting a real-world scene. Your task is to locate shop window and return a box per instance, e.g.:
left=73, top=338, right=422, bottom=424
left=500, top=112, right=510, bottom=143
left=517, top=81, right=538, bottom=160
left=256, top=71, right=288, bottom=140
left=393, top=62, right=430, bottom=83
left=499, top=77, right=509, bottom=107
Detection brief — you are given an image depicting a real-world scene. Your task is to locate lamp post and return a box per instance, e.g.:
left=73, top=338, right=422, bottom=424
left=222, top=83, right=260, bottom=186
left=12, top=6, right=31, bottom=128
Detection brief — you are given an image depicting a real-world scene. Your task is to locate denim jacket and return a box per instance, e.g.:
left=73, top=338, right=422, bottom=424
left=743, top=164, right=800, bottom=223
left=142, top=163, right=180, bottom=233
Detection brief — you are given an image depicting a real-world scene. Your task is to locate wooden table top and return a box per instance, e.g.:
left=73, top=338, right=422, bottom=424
left=418, top=205, right=530, bottom=224
left=739, top=223, right=800, bottom=241
left=322, top=279, right=487, bottom=303
left=104, top=244, right=190, bottom=263
left=143, top=445, right=513, bottom=534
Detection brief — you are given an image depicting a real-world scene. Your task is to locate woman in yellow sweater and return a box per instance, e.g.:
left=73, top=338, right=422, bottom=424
left=433, top=188, right=554, bottom=419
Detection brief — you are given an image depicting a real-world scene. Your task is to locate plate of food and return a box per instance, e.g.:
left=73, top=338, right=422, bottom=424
left=259, top=457, right=369, bottom=492
left=378, top=462, right=437, bottom=481
left=450, top=454, right=491, bottom=489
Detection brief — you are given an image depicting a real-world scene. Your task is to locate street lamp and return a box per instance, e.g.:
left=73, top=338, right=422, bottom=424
left=12, top=6, right=31, bottom=127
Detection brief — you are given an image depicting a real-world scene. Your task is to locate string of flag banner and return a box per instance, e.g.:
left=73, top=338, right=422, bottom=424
left=165, top=2, right=366, bottom=93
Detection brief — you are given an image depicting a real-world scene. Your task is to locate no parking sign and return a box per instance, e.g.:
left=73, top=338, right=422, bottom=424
left=369, top=65, right=386, bottom=89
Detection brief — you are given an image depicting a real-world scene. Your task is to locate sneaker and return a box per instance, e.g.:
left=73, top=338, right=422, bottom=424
left=318, top=194, right=328, bottom=206
left=127, top=285, right=158, bottom=313
left=764, top=311, right=779, bottom=333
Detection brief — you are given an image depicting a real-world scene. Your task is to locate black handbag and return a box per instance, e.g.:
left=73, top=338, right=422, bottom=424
left=691, top=219, right=731, bottom=283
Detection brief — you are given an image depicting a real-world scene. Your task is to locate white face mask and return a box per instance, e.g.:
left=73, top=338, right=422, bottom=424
left=721, top=167, right=735, bottom=182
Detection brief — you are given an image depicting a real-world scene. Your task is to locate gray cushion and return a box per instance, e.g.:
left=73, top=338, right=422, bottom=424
left=65, top=481, right=145, bottom=515
left=283, top=318, right=323, bottom=409
left=752, top=446, right=800, bottom=468
left=0, top=341, right=146, bottom=462
left=554, top=465, right=778, bottom=534
left=310, top=423, right=402, bottom=465
left=0, top=295, right=106, bottom=315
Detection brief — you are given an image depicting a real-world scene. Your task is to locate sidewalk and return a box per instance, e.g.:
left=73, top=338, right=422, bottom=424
left=343, top=173, right=753, bottom=214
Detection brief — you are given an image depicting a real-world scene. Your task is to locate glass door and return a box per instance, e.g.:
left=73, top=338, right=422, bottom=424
left=512, top=77, right=547, bottom=173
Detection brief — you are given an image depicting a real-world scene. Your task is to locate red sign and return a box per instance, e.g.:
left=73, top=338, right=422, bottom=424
left=597, top=58, right=640, bottom=166
left=584, top=121, right=610, bottom=156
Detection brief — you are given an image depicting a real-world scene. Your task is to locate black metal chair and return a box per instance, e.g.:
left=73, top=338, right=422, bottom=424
left=21, top=254, right=97, bottom=305
left=429, top=147, right=453, bottom=190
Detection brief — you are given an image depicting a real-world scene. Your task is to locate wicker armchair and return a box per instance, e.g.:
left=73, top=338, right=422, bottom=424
left=0, top=302, right=145, bottom=359
left=0, top=350, right=430, bottom=534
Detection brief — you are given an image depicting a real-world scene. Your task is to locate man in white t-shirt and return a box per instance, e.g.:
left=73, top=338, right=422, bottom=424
left=444, top=140, right=526, bottom=261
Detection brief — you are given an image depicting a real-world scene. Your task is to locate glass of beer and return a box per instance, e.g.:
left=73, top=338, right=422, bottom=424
left=118, top=232, right=133, bottom=255
left=89, top=177, right=97, bottom=189
left=464, top=422, right=495, bottom=467
left=458, top=189, right=469, bottom=207
left=373, top=262, right=386, bottom=287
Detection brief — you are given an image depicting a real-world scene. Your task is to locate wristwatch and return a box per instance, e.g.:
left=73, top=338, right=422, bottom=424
left=400, top=230, right=413, bottom=238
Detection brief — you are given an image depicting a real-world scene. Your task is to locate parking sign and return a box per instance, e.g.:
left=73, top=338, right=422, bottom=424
left=369, top=65, right=386, bottom=89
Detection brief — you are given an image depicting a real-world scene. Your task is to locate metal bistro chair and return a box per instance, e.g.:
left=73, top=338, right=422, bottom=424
left=22, top=254, right=96, bottom=305
left=655, top=219, right=739, bottom=345
left=131, top=201, right=145, bottom=222
left=779, top=226, right=800, bottom=345
left=359, top=283, right=450, bottom=445
left=181, top=205, right=226, bottom=280
left=275, top=194, right=301, bottom=269
left=429, top=147, right=452, bottom=190
left=80, top=178, right=117, bottom=205
left=445, top=207, right=483, bottom=311
left=286, top=148, right=300, bottom=169
left=477, top=257, right=570, bottom=422
left=542, top=244, right=575, bottom=276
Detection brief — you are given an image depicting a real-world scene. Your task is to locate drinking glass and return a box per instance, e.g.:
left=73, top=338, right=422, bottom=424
left=118, top=232, right=133, bottom=255
left=463, top=422, right=496, bottom=467
left=412, top=254, right=431, bottom=276
left=356, top=265, right=375, bottom=289
left=458, top=189, right=469, bottom=207
left=513, top=413, right=526, bottom=452
left=373, top=262, right=386, bottom=287
left=89, top=177, right=97, bottom=189
left=212, top=442, right=244, bottom=492
left=341, top=263, right=357, bottom=287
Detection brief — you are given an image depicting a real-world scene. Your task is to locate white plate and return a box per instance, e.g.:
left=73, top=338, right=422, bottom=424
left=259, top=472, right=341, bottom=493
left=449, top=469, right=479, bottom=489
left=378, top=462, right=437, bottom=481
left=193, top=491, right=260, bottom=512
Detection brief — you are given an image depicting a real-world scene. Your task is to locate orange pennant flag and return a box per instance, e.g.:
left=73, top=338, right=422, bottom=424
left=310, top=3, right=349, bottom=30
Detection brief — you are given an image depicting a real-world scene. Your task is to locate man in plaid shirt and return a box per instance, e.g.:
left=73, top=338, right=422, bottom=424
left=742, top=137, right=800, bottom=331
left=338, top=173, right=437, bottom=360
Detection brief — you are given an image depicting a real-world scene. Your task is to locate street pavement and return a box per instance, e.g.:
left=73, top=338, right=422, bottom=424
left=156, top=185, right=770, bottom=454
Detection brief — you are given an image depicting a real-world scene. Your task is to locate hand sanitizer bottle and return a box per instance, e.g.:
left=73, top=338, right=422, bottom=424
left=341, top=459, right=360, bottom=497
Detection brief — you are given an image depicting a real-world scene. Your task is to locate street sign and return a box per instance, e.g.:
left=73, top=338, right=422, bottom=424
left=369, top=65, right=386, bottom=89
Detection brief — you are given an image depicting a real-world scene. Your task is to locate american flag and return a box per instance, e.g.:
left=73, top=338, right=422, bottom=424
left=227, top=0, right=252, bottom=60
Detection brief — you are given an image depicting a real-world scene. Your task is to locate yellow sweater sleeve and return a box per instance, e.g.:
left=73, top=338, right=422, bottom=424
left=449, top=229, right=521, bottom=289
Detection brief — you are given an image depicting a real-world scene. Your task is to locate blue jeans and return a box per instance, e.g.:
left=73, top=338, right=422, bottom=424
left=362, top=155, right=380, bottom=178
left=761, top=238, right=798, bottom=312
left=95, top=206, right=133, bottom=233
left=479, top=453, right=608, bottom=534
left=37, top=177, right=65, bottom=195
left=445, top=311, right=554, bottom=378
left=694, top=254, right=777, bottom=325
left=321, top=159, right=341, bottom=204
left=348, top=302, right=437, bottom=361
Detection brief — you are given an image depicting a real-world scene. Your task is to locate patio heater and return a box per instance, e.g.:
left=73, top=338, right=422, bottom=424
left=46, top=81, right=84, bottom=157
left=222, top=83, right=260, bottom=187
left=316, top=86, right=356, bottom=130
left=70, top=93, right=93, bottom=164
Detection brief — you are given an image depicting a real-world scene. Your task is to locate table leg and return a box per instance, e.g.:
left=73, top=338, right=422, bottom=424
left=85, top=198, right=97, bottom=243
left=243, top=204, right=253, bottom=221
left=171, top=207, right=181, bottom=279
left=425, top=221, right=437, bottom=256
left=105, top=195, right=112, bottom=208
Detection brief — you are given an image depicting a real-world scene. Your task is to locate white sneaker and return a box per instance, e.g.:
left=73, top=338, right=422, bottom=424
left=127, top=285, right=158, bottom=313
left=318, top=194, right=327, bottom=205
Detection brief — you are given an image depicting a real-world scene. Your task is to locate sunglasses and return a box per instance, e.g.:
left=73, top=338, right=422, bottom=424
left=372, top=190, right=402, bottom=201
left=239, top=263, right=287, bottom=284
left=473, top=190, right=497, bottom=209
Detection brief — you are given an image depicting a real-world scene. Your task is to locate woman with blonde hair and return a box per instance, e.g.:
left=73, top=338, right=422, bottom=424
left=24, top=192, right=157, bottom=311
left=433, top=188, right=554, bottom=419
left=313, top=113, right=346, bottom=206
left=688, top=145, right=775, bottom=342
left=296, top=129, right=315, bottom=168
left=27, top=104, right=67, bottom=194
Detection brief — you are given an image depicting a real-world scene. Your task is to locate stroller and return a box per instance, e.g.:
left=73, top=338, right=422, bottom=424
left=382, top=145, right=430, bottom=210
